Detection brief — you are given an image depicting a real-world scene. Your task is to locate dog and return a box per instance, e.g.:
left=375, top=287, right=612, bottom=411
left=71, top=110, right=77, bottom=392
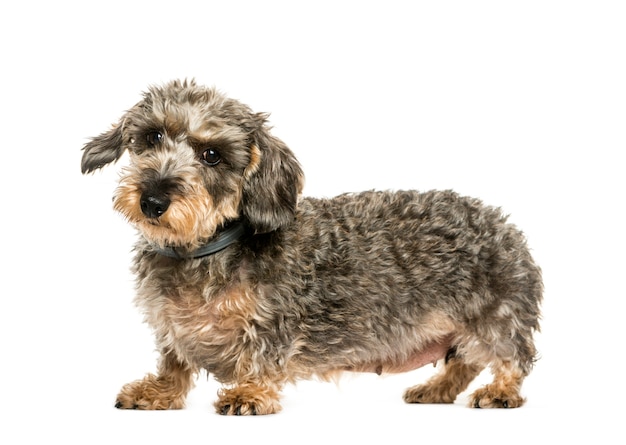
left=81, top=79, right=542, bottom=415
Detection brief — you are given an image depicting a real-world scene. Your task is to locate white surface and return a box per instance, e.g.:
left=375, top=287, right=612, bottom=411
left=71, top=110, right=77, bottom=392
left=1, top=1, right=624, bottom=443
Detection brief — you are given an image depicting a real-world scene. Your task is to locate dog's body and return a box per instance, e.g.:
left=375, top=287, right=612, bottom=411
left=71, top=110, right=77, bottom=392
left=82, top=80, right=542, bottom=414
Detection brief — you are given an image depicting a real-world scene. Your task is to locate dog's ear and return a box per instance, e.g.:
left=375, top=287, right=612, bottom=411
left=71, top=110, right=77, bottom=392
left=242, top=117, right=304, bottom=234
left=81, top=121, right=125, bottom=174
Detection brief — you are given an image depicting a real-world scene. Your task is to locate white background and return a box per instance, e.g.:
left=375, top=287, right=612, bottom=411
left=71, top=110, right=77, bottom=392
left=1, top=1, right=624, bottom=443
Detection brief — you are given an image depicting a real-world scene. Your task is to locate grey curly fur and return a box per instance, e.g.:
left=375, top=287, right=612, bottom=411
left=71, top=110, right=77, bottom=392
left=82, top=80, right=542, bottom=414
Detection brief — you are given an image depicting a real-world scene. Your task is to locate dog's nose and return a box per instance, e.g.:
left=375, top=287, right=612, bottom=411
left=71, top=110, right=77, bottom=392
left=140, top=194, right=171, bottom=218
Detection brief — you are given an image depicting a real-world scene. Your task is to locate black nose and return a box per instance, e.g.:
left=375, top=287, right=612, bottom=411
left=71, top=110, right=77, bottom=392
left=140, top=194, right=171, bottom=218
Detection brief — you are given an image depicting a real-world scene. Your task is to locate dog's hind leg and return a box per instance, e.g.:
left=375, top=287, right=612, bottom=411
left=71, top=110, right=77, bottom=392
left=468, top=331, right=538, bottom=408
left=403, top=347, right=484, bottom=404
left=115, top=352, right=195, bottom=410
left=469, top=360, right=526, bottom=408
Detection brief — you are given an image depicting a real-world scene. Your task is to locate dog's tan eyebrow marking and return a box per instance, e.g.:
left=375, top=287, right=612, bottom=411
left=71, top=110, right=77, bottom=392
left=187, top=125, right=247, bottom=150
left=187, top=135, right=225, bottom=152
left=162, top=119, right=186, bottom=140
left=187, top=134, right=212, bottom=146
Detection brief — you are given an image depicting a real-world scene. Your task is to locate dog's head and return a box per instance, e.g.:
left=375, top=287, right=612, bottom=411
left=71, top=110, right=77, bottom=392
left=81, top=80, right=304, bottom=248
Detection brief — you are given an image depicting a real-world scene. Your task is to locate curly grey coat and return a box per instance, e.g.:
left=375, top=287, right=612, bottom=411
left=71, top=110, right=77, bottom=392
left=82, top=80, right=542, bottom=414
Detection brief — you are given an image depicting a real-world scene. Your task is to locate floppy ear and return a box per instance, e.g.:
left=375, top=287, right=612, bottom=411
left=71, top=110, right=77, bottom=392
left=81, top=122, right=125, bottom=174
left=242, top=121, right=304, bottom=234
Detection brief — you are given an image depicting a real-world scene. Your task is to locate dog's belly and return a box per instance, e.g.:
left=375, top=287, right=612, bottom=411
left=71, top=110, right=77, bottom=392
left=345, top=334, right=453, bottom=375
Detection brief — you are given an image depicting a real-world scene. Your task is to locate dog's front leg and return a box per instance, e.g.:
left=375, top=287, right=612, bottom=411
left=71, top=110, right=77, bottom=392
left=115, top=351, right=194, bottom=410
left=215, top=380, right=283, bottom=416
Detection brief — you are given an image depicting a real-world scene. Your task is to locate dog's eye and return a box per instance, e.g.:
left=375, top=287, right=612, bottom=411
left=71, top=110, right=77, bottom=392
left=201, top=148, right=222, bottom=166
left=146, top=131, right=164, bottom=147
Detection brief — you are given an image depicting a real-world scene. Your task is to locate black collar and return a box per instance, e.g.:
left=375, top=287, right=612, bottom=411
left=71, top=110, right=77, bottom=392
left=152, top=221, right=247, bottom=259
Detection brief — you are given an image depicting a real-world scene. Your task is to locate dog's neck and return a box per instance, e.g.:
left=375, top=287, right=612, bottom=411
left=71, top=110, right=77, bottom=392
left=152, top=220, right=248, bottom=259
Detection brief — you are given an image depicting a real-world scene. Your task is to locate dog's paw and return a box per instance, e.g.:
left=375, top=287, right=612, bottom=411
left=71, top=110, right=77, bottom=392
left=114, top=375, right=186, bottom=410
left=217, top=402, right=260, bottom=416
left=469, top=386, right=525, bottom=408
left=403, top=383, right=456, bottom=404
left=215, top=385, right=281, bottom=416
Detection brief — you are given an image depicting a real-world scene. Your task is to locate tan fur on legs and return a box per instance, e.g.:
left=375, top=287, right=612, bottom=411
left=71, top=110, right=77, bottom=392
left=115, top=353, right=195, bottom=410
left=404, top=358, right=483, bottom=404
left=215, top=382, right=283, bottom=415
left=470, top=361, right=526, bottom=408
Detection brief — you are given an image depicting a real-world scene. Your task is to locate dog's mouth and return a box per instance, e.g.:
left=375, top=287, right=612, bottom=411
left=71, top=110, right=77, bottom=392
left=138, top=214, right=172, bottom=230
left=135, top=218, right=195, bottom=249
left=137, top=216, right=176, bottom=234
left=113, top=180, right=240, bottom=250
left=130, top=207, right=226, bottom=250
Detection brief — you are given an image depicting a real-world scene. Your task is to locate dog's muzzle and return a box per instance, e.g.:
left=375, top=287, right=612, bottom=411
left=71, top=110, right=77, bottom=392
left=140, top=193, right=170, bottom=219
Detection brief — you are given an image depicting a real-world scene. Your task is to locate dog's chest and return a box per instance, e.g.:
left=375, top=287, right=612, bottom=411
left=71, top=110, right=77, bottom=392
left=136, top=269, right=258, bottom=370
